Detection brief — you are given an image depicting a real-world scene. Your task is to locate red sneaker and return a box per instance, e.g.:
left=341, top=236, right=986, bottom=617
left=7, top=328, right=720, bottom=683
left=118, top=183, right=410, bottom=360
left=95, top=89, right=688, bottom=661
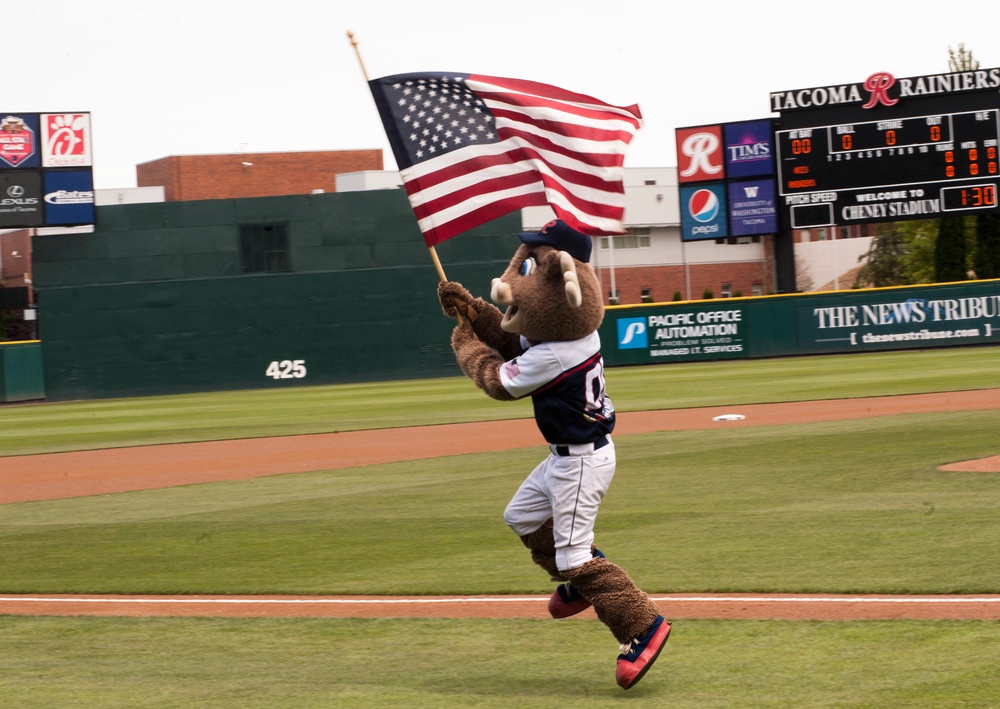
left=615, top=615, right=671, bottom=690
left=547, top=581, right=592, bottom=618
left=547, top=548, right=604, bottom=618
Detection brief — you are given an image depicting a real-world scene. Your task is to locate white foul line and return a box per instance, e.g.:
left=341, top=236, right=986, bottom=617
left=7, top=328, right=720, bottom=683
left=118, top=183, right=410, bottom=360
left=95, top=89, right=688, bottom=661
left=1, top=596, right=999, bottom=605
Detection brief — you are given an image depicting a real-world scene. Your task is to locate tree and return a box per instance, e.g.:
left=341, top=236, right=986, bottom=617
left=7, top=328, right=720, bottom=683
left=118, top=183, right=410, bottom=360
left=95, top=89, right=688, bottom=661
left=856, top=224, right=907, bottom=287
left=950, top=43, right=1000, bottom=281
left=931, top=45, right=981, bottom=283
left=935, top=216, right=970, bottom=282
left=974, top=213, right=1000, bottom=279
left=948, top=44, right=978, bottom=73
left=855, top=220, right=936, bottom=287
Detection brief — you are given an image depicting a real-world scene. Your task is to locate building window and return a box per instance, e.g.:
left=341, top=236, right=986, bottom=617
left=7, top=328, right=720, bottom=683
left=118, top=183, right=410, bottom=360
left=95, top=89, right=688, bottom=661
left=600, top=227, right=651, bottom=250
left=721, top=283, right=733, bottom=298
left=641, top=287, right=654, bottom=303
left=751, top=281, right=763, bottom=296
left=240, top=224, right=290, bottom=273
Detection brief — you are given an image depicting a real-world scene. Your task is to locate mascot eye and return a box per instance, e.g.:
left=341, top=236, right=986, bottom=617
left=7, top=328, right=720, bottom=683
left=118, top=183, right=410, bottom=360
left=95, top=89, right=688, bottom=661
left=519, top=258, right=536, bottom=277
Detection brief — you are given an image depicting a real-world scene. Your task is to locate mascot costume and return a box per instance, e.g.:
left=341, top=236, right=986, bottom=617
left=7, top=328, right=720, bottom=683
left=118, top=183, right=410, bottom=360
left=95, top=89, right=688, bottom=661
left=437, top=219, right=670, bottom=690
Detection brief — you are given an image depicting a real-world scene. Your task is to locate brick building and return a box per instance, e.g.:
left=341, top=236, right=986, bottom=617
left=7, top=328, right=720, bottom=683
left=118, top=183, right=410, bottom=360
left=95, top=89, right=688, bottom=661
left=136, top=149, right=383, bottom=201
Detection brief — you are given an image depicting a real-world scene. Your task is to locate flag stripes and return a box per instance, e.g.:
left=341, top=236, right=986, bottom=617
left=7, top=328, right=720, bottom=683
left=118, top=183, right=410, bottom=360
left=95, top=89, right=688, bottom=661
left=369, top=72, right=641, bottom=245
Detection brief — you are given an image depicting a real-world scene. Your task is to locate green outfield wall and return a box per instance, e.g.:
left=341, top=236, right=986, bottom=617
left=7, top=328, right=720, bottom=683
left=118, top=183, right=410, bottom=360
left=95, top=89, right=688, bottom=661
left=27, top=188, right=1000, bottom=401
left=32, top=191, right=519, bottom=401
left=599, top=279, right=1000, bottom=366
left=0, top=341, right=45, bottom=402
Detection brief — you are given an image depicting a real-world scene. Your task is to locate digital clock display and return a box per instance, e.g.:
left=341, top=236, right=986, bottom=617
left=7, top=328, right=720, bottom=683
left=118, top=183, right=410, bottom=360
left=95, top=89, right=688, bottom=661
left=775, top=102, right=1000, bottom=228
left=941, top=183, right=998, bottom=210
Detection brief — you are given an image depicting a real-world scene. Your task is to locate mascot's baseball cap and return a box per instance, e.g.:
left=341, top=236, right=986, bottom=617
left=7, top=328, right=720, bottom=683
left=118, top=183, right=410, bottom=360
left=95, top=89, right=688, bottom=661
left=519, top=219, right=593, bottom=263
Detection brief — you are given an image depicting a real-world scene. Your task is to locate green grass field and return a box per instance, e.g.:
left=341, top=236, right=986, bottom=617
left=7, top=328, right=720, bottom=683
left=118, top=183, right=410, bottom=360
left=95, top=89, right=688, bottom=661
left=2, top=346, right=999, bottom=707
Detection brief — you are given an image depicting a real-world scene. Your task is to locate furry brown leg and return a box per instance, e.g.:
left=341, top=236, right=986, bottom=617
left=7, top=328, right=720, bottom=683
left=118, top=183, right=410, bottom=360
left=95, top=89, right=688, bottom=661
left=563, top=557, right=660, bottom=644
left=517, top=518, right=565, bottom=581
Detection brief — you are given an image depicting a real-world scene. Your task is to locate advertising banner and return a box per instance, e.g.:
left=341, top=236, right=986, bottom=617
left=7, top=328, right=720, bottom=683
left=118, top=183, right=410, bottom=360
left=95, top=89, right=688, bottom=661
left=797, top=292, right=1000, bottom=352
left=43, top=170, right=95, bottom=225
left=680, top=183, right=728, bottom=241
left=0, top=114, right=41, bottom=168
left=611, top=304, right=749, bottom=363
left=722, top=119, right=774, bottom=179
left=676, top=124, right=724, bottom=183
left=728, top=179, right=778, bottom=236
left=676, top=119, right=778, bottom=239
left=601, top=281, right=1000, bottom=367
left=0, top=111, right=93, bottom=227
left=41, top=113, right=92, bottom=167
left=0, top=171, right=43, bottom=227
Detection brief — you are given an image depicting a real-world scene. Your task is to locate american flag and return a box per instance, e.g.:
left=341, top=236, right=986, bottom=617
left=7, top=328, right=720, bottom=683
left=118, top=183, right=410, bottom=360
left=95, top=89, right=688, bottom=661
left=368, top=72, right=642, bottom=246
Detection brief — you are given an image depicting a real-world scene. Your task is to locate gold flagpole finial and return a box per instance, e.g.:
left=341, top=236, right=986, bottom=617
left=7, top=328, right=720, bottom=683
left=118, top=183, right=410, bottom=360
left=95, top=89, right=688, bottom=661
left=346, top=29, right=371, bottom=83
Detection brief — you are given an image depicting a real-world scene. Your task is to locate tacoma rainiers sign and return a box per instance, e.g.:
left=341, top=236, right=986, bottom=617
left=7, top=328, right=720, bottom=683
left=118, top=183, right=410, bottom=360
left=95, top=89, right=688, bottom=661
left=0, top=112, right=94, bottom=228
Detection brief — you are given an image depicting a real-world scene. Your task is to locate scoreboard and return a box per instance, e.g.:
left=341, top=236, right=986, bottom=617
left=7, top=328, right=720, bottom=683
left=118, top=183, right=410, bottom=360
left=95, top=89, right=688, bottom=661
left=773, top=69, right=1000, bottom=230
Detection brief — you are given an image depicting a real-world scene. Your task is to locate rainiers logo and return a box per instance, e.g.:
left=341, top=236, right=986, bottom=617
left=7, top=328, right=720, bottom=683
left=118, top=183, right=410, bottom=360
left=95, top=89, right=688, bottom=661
left=42, top=113, right=92, bottom=167
left=675, top=125, right=723, bottom=183
left=0, top=116, right=36, bottom=167
left=617, top=317, right=648, bottom=349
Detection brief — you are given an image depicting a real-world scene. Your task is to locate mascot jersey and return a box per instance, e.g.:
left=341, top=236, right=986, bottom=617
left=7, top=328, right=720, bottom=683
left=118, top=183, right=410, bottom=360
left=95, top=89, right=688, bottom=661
left=499, top=331, right=616, bottom=445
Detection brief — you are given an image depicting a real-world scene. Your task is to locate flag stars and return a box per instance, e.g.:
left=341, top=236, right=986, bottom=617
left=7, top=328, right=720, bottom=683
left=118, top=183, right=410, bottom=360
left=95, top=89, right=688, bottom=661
left=383, top=74, right=499, bottom=165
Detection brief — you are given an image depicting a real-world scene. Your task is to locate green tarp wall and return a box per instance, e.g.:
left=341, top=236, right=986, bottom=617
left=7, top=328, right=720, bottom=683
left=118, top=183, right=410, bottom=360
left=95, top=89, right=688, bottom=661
left=0, top=341, right=45, bottom=402
left=32, top=190, right=519, bottom=401
left=29, top=187, right=1000, bottom=401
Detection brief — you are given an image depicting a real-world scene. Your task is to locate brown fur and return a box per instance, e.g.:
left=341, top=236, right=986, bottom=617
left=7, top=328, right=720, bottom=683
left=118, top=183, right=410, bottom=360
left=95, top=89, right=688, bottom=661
left=496, top=244, right=604, bottom=343
left=563, top=557, right=661, bottom=644
left=517, top=518, right=564, bottom=582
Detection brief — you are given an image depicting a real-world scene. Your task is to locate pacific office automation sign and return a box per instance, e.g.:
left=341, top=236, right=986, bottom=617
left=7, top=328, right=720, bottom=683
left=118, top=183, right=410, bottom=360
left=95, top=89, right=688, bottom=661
left=615, top=305, right=749, bottom=363
left=0, top=112, right=95, bottom=228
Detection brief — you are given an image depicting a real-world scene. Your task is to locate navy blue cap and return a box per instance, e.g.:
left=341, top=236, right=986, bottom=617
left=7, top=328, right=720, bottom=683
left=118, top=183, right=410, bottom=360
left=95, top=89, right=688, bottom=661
left=519, top=219, right=593, bottom=263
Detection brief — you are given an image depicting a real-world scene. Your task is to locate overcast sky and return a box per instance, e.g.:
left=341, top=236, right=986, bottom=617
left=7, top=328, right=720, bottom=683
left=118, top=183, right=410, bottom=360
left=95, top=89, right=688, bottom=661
left=15, top=0, right=1000, bottom=189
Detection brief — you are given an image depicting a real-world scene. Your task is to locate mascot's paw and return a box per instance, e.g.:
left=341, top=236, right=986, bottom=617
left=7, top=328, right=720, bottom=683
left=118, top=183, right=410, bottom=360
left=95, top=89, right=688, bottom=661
left=438, top=281, right=478, bottom=321
left=450, top=318, right=477, bottom=350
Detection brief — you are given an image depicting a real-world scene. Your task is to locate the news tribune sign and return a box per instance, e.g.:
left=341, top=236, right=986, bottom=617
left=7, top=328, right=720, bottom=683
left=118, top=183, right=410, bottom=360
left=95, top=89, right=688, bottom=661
left=0, top=112, right=95, bottom=228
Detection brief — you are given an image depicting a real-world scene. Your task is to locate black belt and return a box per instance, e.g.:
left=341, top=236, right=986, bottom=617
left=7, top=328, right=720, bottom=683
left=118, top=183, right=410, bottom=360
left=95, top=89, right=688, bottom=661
left=552, top=436, right=610, bottom=457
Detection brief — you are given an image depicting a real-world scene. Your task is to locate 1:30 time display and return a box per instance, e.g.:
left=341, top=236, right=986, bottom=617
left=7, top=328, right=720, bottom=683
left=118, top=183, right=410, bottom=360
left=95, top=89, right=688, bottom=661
left=941, top=183, right=998, bottom=211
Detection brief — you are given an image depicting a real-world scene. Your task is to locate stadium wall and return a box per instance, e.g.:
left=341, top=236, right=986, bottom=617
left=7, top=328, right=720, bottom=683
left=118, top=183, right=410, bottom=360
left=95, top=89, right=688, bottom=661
left=31, top=190, right=518, bottom=401
left=27, top=188, right=1000, bottom=401
left=600, top=280, right=1000, bottom=366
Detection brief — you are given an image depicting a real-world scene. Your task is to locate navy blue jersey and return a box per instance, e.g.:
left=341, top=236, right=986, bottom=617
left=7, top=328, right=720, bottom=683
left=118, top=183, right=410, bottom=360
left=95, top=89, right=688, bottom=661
left=499, top=332, right=616, bottom=444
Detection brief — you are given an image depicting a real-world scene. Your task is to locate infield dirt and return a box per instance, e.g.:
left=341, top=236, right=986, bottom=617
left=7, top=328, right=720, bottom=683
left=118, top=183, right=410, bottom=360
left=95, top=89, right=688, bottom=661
left=3, top=388, right=999, bottom=621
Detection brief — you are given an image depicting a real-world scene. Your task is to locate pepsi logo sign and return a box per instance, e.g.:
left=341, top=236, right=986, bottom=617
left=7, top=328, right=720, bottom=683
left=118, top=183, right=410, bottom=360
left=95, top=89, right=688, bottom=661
left=688, top=189, right=720, bottom=223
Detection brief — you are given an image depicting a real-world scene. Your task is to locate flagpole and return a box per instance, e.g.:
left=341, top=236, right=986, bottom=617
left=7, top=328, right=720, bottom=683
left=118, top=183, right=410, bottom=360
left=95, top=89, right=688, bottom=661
left=347, top=29, right=449, bottom=284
